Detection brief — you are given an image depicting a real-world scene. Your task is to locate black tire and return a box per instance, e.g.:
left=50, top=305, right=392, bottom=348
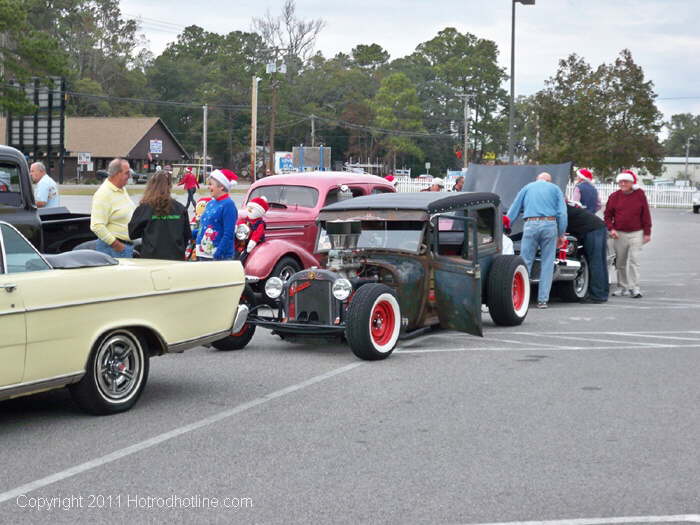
left=270, top=256, right=301, bottom=282
left=212, top=284, right=257, bottom=351
left=486, top=255, right=530, bottom=326
left=556, top=255, right=589, bottom=302
left=69, top=329, right=150, bottom=415
left=345, top=284, right=401, bottom=361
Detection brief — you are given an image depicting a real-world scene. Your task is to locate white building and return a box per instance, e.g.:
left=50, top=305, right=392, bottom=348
left=661, top=156, right=700, bottom=184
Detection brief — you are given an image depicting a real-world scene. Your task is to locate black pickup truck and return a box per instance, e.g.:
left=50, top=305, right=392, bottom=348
left=0, top=145, right=95, bottom=253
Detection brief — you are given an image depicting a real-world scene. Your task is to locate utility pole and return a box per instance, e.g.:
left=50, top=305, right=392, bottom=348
left=202, top=104, right=208, bottom=181
left=311, top=115, right=316, bottom=147
left=458, top=94, right=474, bottom=170
left=685, top=137, right=693, bottom=179
left=268, top=81, right=278, bottom=175
left=250, top=76, right=260, bottom=182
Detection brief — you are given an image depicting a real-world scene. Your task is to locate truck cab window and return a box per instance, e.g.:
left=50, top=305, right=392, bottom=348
left=0, top=164, right=23, bottom=208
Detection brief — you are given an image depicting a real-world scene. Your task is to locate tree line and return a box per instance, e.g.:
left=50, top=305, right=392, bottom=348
left=0, top=0, right=693, bottom=178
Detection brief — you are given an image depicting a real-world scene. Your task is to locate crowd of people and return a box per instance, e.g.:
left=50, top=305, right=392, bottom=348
left=29, top=159, right=653, bottom=306
left=506, top=168, right=652, bottom=307
left=84, top=158, right=247, bottom=262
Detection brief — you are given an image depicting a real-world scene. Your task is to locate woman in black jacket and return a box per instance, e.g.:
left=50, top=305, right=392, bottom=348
left=129, top=171, right=191, bottom=260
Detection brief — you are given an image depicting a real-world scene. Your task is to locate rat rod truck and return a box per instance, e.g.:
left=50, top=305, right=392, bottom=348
left=0, top=145, right=94, bottom=253
left=221, top=192, right=531, bottom=358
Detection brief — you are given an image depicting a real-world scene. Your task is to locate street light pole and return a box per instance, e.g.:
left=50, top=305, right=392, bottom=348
left=250, top=76, right=260, bottom=182
left=508, top=0, right=535, bottom=164
left=685, top=137, right=693, bottom=179
left=202, top=104, right=208, bottom=180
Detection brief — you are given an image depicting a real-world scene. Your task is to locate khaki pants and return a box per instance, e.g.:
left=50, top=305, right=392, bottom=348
left=614, top=230, right=643, bottom=291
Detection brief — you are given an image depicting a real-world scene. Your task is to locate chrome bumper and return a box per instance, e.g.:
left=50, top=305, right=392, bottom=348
left=231, top=304, right=249, bottom=333
left=530, top=259, right=582, bottom=283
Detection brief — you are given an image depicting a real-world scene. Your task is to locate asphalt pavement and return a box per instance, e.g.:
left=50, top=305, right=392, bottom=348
left=1, top=207, right=699, bottom=524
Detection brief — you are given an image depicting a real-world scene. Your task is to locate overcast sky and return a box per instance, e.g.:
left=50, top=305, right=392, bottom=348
left=122, top=0, right=700, bottom=122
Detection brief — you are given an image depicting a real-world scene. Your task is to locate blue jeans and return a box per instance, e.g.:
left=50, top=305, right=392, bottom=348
left=95, top=238, right=134, bottom=258
left=582, top=227, right=609, bottom=300
left=520, top=220, right=558, bottom=303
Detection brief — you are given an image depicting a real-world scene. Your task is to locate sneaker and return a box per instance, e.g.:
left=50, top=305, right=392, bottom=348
left=611, top=288, right=628, bottom=297
left=537, top=302, right=548, bottom=309
left=631, top=289, right=643, bottom=298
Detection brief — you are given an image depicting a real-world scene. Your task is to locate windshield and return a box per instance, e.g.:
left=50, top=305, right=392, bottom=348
left=249, top=185, right=319, bottom=208
left=318, top=220, right=425, bottom=254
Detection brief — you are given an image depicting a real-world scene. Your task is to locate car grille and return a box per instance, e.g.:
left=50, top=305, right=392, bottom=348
left=290, top=279, right=332, bottom=324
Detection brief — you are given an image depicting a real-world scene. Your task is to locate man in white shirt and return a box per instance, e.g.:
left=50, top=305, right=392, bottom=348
left=29, top=162, right=60, bottom=208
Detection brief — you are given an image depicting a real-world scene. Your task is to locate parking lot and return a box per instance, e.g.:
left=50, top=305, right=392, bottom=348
left=1, top=205, right=699, bottom=524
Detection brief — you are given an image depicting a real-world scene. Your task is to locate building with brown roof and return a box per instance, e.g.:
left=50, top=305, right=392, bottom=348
left=0, top=116, right=189, bottom=181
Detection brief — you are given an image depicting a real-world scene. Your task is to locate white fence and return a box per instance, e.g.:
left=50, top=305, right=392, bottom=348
left=395, top=178, right=696, bottom=209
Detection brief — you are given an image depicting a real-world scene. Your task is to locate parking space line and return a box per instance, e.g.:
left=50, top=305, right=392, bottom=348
left=510, top=333, right=664, bottom=347
left=502, top=330, right=700, bottom=335
left=0, top=362, right=363, bottom=505
left=472, top=337, right=561, bottom=349
left=607, top=331, right=700, bottom=342
left=397, top=343, right=700, bottom=354
left=466, top=513, right=700, bottom=524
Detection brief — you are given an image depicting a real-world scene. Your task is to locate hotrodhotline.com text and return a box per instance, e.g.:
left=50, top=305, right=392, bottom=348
left=16, top=493, right=253, bottom=512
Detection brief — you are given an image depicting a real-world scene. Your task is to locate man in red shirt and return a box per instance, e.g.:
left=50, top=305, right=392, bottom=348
left=178, top=167, right=199, bottom=212
left=604, top=170, right=652, bottom=298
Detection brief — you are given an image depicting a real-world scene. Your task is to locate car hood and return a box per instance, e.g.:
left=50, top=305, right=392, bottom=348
left=463, top=162, right=572, bottom=237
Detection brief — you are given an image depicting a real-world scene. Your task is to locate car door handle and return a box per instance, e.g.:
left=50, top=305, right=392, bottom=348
left=1, top=283, right=17, bottom=292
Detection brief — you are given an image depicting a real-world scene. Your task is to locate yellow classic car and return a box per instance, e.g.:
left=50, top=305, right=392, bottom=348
left=0, top=221, right=246, bottom=415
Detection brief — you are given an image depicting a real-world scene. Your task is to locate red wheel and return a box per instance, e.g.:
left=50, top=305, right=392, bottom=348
left=371, top=300, right=396, bottom=347
left=512, top=269, right=526, bottom=312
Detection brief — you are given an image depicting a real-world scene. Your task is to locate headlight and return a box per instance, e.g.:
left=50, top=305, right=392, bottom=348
left=332, top=278, right=352, bottom=301
left=236, top=223, right=250, bottom=240
left=265, top=277, right=284, bottom=299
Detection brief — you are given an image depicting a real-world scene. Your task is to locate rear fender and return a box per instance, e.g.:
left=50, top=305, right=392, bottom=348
left=243, top=239, right=320, bottom=279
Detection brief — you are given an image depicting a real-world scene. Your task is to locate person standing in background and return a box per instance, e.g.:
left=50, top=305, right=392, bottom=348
left=604, top=170, right=652, bottom=298
left=129, top=171, right=191, bottom=260
left=90, top=158, right=135, bottom=258
left=29, top=162, right=59, bottom=208
left=178, top=166, right=199, bottom=212
left=507, top=172, right=568, bottom=309
left=572, top=168, right=600, bottom=213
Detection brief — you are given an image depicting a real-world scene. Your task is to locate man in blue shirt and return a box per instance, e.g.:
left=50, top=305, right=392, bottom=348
left=507, top=172, right=567, bottom=308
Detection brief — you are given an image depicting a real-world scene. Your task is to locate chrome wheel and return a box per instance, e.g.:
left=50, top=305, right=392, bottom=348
left=95, top=333, right=144, bottom=402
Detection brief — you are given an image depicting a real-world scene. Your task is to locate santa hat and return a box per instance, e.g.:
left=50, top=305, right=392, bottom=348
left=616, top=169, right=639, bottom=189
left=220, top=169, right=238, bottom=186
left=210, top=169, right=238, bottom=191
left=384, top=174, right=398, bottom=186
left=432, top=177, right=445, bottom=187
left=248, top=196, right=269, bottom=216
left=576, top=168, right=593, bottom=182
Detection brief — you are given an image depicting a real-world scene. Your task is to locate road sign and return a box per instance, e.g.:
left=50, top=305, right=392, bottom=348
left=77, top=152, right=91, bottom=165
left=149, top=140, right=163, bottom=154
left=425, top=162, right=431, bottom=170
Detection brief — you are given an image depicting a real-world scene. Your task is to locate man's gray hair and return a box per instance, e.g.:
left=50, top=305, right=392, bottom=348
left=108, top=158, right=128, bottom=177
left=31, top=162, right=46, bottom=173
left=537, top=172, right=552, bottom=182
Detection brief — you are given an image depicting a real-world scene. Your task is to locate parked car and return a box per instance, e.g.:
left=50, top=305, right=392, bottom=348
left=226, top=192, right=530, bottom=358
left=0, top=145, right=95, bottom=253
left=131, top=170, right=149, bottom=184
left=240, top=172, right=396, bottom=290
left=0, top=221, right=247, bottom=414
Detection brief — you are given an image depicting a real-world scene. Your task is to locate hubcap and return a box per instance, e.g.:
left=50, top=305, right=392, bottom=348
left=371, top=300, right=395, bottom=346
left=512, top=271, right=526, bottom=310
left=575, top=260, right=588, bottom=296
left=96, top=334, right=141, bottom=401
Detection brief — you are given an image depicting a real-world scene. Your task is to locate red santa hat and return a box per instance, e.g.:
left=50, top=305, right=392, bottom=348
left=502, top=215, right=511, bottom=231
left=616, top=169, right=639, bottom=189
left=220, top=169, right=238, bottom=185
left=384, top=174, right=397, bottom=185
left=248, top=196, right=269, bottom=216
left=576, top=168, right=593, bottom=182
left=209, top=169, right=233, bottom=191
